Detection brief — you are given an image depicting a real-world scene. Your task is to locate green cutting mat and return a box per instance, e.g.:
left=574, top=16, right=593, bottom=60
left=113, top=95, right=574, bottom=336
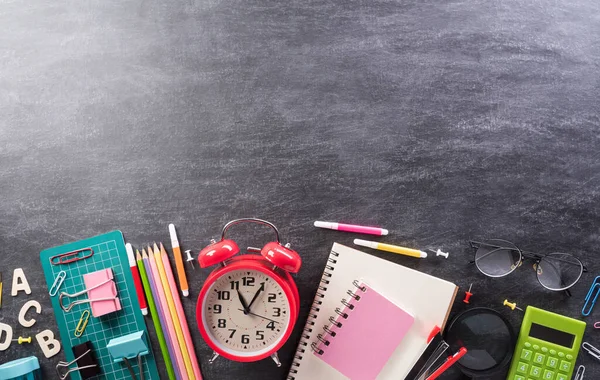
left=40, top=231, right=159, bottom=380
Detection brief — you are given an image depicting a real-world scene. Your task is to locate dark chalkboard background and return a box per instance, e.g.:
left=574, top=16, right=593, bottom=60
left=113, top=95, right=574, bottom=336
left=1, top=0, right=599, bottom=378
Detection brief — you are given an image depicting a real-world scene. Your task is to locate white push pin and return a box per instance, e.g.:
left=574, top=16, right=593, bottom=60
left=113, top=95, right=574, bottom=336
left=428, top=248, right=449, bottom=258
left=185, top=250, right=195, bottom=269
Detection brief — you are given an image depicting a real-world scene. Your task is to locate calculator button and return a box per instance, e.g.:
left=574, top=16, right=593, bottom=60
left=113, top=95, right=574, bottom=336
left=566, top=354, right=573, bottom=360
left=549, top=349, right=556, bottom=355
left=558, top=360, right=571, bottom=372
left=542, top=369, right=554, bottom=380
left=533, top=344, right=540, bottom=350
left=520, top=349, right=533, bottom=361
left=555, top=375, right=568, bottom=380
left=525, top=342, right=532, bottom=348
left=533, top=353, right=545, bottom=364
left=514, top=376, right=525, bottom=380
left=557, top=352, right=565, bottom=358
left=546, top=356, right=558, bottom=368
left=541, top=347, right=548, bottom=353
left=517, top=362, right=529, bottom=374
left=530, top=365, right=542, bottom=378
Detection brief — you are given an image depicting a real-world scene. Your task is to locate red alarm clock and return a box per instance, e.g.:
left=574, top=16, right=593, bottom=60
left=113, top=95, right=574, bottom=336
left=196, top=218, right=302, bottom=366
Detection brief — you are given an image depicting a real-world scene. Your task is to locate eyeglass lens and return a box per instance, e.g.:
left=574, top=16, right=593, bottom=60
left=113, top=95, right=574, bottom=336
left=474, top=240, right=521, bottom=278
left=537, top=253, right=583, bottom=291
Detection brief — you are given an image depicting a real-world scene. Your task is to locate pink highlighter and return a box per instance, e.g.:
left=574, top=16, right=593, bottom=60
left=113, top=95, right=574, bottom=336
left=314, top=221, right=389, bottom=236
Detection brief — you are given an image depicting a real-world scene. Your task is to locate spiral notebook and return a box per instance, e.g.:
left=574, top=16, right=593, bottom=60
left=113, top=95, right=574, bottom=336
left=288, top=243, right=458, bottom=380
left=313, top=281, right=415, bottom=379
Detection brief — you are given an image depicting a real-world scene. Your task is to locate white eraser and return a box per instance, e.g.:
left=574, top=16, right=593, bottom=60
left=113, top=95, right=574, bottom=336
left=182, top=290, right=189, bottom=297
left=125, top=243, right=136, bottom=266
left=314, top=221, right=336, bottom=229
left=353, top=239, right=378, bottom=249
left=169, top=223, right=180, bottom=248
left=381, top=229, right=389, bottom=236
left=141, top=308, right=148, bottom=316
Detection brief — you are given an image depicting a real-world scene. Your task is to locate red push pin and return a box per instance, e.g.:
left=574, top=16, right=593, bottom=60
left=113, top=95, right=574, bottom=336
left=463, top=284, right=473, bottom=304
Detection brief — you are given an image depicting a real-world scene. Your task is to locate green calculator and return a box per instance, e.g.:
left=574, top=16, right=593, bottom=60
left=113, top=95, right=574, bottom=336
left=507, top=306, right=586, bottom=380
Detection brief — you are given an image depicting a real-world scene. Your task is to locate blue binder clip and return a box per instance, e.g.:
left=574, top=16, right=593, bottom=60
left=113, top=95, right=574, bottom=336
left=582, top=276, right=600, bottom=316
left=107, top=331, right=149, bottom=380
left=0, top=356, right=41, bottom=380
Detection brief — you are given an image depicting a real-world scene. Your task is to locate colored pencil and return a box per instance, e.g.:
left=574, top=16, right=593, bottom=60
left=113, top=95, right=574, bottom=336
left=160, top=243, right=203, bottom=379
left=126, top=243, right=148, bottom=315
left=138, top=250, right=177, bottom=380
left=168, top=224, right=190, bottom=297
left=154, top=243, right=195, bottom=379
left=147, top=247, right=188, bottom=380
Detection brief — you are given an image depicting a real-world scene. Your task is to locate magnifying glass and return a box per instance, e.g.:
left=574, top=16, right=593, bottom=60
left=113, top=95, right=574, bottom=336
left=444, top=308, right=516, bottom=378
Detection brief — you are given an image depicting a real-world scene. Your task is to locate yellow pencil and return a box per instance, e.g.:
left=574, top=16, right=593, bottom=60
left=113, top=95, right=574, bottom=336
left=153, top=244, right=194, bottom=378
left=353, top=239, right=428, bottom=258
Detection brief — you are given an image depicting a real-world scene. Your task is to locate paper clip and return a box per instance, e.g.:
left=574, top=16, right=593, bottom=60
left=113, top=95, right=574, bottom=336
left=582, top=341, right=600, bottom=361
left=50, top=248, right=94, bottom=265
left=49, top=271, right=67, bottom=297
left=594, top=321, right=600, bottom=329
left=74, top=310, right=90, bottom=337
left=582, top=276, right=600, bottom=316
left=575, top=365, right=585, bottom=380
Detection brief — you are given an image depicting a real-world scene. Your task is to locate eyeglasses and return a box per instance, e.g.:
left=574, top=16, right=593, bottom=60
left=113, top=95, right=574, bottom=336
left=469, top=239, right=586, bottom=296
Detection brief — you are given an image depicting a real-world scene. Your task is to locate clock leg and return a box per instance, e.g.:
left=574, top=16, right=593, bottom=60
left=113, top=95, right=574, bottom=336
left=209, top=351, right=220, bottom=364
left=270, top=352, right=281, bottom=367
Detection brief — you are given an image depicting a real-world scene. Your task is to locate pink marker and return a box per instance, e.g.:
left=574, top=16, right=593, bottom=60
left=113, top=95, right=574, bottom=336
left=314, top=221, right=389, bottom=236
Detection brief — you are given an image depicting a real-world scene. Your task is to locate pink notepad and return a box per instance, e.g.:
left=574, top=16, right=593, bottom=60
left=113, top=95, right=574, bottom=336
left=314, top=281, right=414, bottom=380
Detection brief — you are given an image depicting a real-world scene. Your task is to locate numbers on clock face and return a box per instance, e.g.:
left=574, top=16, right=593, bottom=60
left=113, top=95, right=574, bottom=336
left=203, top=269, right=290, bottom=354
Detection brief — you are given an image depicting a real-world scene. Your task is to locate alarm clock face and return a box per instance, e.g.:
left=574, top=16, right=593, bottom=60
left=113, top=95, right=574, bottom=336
left=201, top=268, right=292, bottom=358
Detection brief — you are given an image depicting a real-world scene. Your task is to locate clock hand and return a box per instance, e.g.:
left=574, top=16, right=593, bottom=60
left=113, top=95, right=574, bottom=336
left=237, top=308, right=280, bottom=324
left=246, top=282, right=265, bottom=311
left=237, top=290, right=250, bottom=314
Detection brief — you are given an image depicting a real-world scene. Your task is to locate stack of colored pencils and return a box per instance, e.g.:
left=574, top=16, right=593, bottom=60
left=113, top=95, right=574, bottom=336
left=134, top=243, right=202, bottom=380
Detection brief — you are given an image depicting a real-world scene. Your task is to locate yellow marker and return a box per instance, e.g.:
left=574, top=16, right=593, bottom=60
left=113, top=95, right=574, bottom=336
left=353, top=239, right=427, bottom=258
left=503, top=299, right=523, bottom=311
left=153, top=244, right=194, bottom=379
left=12, top=336, right=32, bottom=344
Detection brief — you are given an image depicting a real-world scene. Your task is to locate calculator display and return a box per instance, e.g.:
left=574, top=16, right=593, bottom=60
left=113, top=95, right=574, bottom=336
left=529, top=323, right=575, bottom=348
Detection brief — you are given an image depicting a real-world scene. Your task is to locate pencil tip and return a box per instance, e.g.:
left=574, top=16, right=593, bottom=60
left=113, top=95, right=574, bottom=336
left=136, top=250, right=141, bottom=261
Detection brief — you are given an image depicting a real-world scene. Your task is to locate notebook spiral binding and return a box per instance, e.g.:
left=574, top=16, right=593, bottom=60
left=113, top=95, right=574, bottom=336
left=287, top=250, right=339, bottom=380
left=309, top=279, right=366, bottom=355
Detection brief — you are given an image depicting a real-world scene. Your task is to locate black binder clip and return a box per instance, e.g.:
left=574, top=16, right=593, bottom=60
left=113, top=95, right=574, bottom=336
left=55, top=341, right=101, bottom=379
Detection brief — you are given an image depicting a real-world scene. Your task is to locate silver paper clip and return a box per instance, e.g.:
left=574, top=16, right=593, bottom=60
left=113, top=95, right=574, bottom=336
left=59, top=277, right=117, bottom=312
left=582, top=342, right=600, bottom=361
left=582, top=276, right=600, bottom=316
left=575, top=365, right=585, bottom=380
left=49, top=271, right=67, bottom=297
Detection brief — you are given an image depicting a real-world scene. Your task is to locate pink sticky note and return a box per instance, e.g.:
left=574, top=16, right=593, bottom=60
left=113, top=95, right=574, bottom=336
left=315, top=282, right=414, bottom=380
left=83, top=268, right=121, bottom=317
